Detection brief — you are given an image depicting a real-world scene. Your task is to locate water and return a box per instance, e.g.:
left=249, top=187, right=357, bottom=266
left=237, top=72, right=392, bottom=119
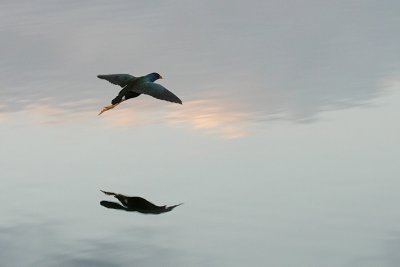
left=1, top=1, right=400, bottom=266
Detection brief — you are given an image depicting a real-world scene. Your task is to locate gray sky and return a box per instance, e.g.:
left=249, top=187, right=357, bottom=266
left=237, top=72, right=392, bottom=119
left=1, top=0, right=399, bottom=122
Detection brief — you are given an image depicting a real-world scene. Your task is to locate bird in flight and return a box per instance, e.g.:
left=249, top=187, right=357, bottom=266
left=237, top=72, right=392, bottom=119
left=97, top=72, right=182, bottom=115
left=100, top=190, right=183, bottom=214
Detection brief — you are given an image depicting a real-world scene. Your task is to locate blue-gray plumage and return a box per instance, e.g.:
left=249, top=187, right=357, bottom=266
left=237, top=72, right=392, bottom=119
left=97, top=72, right=182, bottom=115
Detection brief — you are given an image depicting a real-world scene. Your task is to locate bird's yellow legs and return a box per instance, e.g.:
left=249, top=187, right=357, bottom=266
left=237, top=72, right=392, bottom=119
left=98, top=103, right=120, bottom=115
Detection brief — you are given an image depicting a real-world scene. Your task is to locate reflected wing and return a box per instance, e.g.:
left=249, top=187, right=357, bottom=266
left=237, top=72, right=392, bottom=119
left=100, top=201, right=126, bottom=211
left=132, top=82, right=182, bottom=104
left=97, top=74, right=137, bottom=87
left=100, top=190, right=117, bottom=196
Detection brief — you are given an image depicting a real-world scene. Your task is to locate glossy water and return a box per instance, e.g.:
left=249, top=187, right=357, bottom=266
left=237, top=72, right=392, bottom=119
left=1, top=1, right=400, bottom=266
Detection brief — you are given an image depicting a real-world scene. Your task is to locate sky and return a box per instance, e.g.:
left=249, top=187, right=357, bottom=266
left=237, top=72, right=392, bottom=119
left=1, top=0, right=399, bottom=126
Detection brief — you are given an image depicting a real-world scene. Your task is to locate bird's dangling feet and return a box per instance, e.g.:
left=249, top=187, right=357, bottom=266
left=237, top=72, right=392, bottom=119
left=98, top=103, right=119, bottom=115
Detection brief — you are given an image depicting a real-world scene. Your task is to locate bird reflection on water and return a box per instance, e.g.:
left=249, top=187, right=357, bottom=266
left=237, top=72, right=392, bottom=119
left=100, top=190, right=183, bottom=214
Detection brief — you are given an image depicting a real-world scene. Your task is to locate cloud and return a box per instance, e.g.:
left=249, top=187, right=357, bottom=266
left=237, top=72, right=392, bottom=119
left=24, top=103, right=95, bottom=125
left=1, top=97, right=251, bottom=139
left=0, top=109, right=7, bottom=123
left=166, top=100, right=250, bottom=139
left=0, top=1, right=399, bottom=131
left=98, top=106, right=144, bottom=128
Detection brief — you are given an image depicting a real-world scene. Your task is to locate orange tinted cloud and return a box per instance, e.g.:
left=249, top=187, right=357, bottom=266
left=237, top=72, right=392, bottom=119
left=4, top=98, right=252, bottom=139
left=98, top=106, right=143, bottom=128
left=0, top=112, right=7, bottom=122
left=166, top=99, right=250, bottom=139
left=24, top=101, right=149, bottom=128
left=26, top=104, right=94, bottom=125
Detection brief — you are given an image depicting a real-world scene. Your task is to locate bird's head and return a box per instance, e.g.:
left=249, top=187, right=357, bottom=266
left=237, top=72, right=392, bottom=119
left=146, top=72, right=163, bottom=82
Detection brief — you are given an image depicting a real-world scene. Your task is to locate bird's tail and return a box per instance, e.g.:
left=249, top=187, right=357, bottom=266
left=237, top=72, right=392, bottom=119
left=100, top=190, right=117, bottom=196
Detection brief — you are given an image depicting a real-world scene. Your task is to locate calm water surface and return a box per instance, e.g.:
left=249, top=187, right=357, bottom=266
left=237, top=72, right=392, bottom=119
left=1, top=1, right=400, bottom=266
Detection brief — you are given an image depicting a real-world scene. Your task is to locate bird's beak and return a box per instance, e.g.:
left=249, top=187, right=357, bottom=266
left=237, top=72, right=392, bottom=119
left=98, top=103, right=119, bottom=115
left=160, top=75, right=163, bottom=79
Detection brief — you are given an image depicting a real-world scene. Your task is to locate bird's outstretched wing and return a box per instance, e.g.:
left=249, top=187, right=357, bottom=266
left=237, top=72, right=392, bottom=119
left=100, top=201, right=126, bottom=210
left=100, top=190, right=117, bottom=196
left=97, top=74, right=137, bottom=87
left=165, top=203, right=184, bottom=211
left=132, top=82, right=182, bottom=104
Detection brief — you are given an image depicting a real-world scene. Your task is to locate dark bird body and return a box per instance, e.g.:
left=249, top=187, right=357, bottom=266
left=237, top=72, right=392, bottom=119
left=100, top=190, right=182, bottom=214
left=97, top=72, right=182, bottom=115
